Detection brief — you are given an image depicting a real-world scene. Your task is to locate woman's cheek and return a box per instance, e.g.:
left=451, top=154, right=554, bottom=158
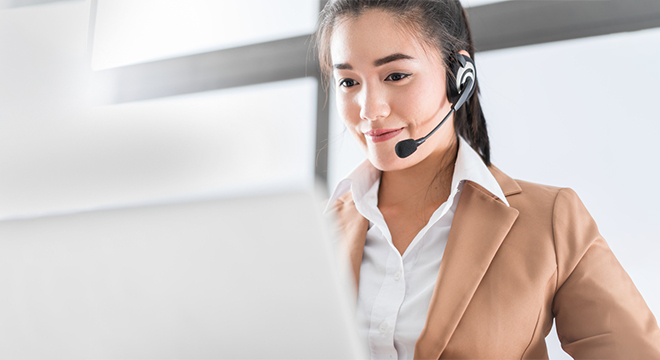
left=390, top=90, right=421, bottom=126
left=337, top=94, right=368, bottom=150
left=397, top=80, right=445, bottom=130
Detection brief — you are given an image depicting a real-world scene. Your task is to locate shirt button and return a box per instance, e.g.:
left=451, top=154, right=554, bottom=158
left=379, top=322, right=388, bottom=334
left=394, top=271, right=402, bottom=281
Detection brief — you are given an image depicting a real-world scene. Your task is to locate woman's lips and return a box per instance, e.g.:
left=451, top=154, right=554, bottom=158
left=364, top=128, right=404, bottom=143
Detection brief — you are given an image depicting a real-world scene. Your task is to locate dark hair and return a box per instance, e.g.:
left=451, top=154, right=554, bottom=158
left=315, top=0, right=491, bottom=166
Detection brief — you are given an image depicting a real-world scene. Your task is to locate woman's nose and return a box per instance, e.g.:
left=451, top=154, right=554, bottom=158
left=359, top=85, right=390, bottom=121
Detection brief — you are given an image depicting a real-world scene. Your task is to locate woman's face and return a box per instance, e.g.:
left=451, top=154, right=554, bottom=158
left=330, top=10, right=455, bottom=172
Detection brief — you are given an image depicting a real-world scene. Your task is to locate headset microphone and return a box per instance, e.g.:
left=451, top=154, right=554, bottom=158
left=394, top=53, right=476, bottom=159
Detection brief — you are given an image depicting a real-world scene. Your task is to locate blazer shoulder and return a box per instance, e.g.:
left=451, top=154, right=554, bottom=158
left=515, top=179, right=563, bottom=202
left=511, top=179, right=588, bottom=228
left=489, top=165, right=565, bottom=205
left=493, top=169, right=604, bottom=284
left=489, top=165, right=563, bottom=211
left=506, top=179, right=604, bottom=289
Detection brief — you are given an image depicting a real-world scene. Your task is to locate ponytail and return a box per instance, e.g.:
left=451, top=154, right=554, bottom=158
left=452, top=6, right=491, bottom=166
left=453, top=73, right=491, bottom=166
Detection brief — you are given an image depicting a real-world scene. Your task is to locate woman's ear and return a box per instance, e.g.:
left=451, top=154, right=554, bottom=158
left=458, top=49, right=470, bottom=59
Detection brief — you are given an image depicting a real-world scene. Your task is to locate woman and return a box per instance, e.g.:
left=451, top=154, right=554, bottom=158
left=318, top=0, right=660, bottom=359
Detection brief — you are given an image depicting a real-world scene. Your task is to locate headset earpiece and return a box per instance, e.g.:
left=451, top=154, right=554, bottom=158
left=446, top=52, right=476, bottom=110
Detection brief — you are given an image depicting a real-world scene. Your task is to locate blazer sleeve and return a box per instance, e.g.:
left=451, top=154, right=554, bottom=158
left=551, top=188, right=660, bottom=359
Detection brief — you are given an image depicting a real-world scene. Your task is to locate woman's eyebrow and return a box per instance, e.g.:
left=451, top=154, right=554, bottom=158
left=333, top=63, right=353, bottom=70
left=333, top=53, right=415, bottom=71
left=374, top=53, right=414, bottom=67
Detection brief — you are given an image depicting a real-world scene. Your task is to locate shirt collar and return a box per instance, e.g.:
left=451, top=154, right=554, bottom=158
left=452, top=136, right=509, bottom=206
left=325, top=136, right=508, bottom=213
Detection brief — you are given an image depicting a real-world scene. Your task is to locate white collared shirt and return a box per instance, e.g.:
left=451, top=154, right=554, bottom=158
left=326, top=137, right=508, bottom=360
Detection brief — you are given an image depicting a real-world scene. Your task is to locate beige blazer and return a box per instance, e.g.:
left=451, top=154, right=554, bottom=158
left=328, top=166, right=660, bottom=359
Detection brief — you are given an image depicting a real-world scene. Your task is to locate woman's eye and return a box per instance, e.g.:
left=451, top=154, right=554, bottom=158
left=339, top=78, right=358, bottom=88
left=385, top=73, right=411, bottom=82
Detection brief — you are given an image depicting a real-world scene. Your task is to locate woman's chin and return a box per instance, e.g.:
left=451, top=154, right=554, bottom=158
left=368, top=153, right=413, bottom=172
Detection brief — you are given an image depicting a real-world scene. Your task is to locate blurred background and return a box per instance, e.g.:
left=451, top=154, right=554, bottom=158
left=0, top=0, right=658, bottom=357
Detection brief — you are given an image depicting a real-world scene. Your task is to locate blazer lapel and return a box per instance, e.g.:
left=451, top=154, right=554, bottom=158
left=414, top=180, right=520, bottom=359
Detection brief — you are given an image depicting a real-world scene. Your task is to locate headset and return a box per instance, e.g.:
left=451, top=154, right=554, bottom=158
left=394, top=52, right=476, bottom=159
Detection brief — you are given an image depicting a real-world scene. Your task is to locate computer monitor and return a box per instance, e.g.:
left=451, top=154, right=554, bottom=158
left=0, top=190, right=365, bottom=359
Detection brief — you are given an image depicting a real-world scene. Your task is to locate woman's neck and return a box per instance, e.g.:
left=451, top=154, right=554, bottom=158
left=377, top=137, right=458, bottom=212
